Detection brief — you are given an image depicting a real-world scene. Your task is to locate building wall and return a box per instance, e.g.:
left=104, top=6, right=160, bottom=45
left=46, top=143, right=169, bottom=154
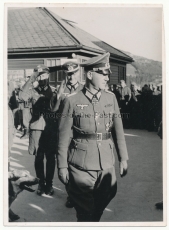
left=8, top=55, right=127, bottom=87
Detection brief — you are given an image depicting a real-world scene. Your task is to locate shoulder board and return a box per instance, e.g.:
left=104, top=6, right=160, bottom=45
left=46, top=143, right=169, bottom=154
left=67, top=92, right=77, bottom=97
left=105, top=90, right=114, bottom=95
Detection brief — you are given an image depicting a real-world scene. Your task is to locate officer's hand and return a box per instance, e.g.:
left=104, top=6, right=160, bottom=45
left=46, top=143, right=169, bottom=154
left=119, top=160, right=128, bottom=177
left=58, top=168, right=69, bottom=185
left=32, top=81, right=39, bottom=88
left=57, top=80, right=66, bottom=99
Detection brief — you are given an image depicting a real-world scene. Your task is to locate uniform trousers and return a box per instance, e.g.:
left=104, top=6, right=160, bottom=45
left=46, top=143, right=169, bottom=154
left=66, top=164, right=117, bottom=222
left=29, top=127, right=56, bottom=186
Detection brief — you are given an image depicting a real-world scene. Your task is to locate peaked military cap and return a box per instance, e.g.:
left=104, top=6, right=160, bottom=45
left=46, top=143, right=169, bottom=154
left=62, top=59, right=79, bottom=73
left=80, top=52, right=112, bottom=74
left=34, top=64, right=50, bottom=81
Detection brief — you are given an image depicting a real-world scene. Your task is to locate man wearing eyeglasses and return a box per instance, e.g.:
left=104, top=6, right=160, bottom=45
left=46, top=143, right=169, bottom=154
left=57, top=52, right=128, bottom=222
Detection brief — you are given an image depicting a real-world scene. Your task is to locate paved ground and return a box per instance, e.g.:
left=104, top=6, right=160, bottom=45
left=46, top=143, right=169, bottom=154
left=9, top=129, right=163, bottom=223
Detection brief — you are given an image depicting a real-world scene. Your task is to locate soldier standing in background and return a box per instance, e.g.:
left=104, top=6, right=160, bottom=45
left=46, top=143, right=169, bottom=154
left=118, top=80, right=131, bottom=128
left=19, top=65, right=57, bottom=196
left=57, top=52, right=128, bottom=222
left=110, top=84, right=121, bottom=106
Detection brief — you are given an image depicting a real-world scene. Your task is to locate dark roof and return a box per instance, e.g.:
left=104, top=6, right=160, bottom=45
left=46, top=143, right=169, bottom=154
left=8, top=7, right=133, bottom=62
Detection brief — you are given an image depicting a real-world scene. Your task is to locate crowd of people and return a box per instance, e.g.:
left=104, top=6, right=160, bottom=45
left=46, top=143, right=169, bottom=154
left=109, top=80, right=162, bottom=132
left=8, top=52, right=162, bottom=222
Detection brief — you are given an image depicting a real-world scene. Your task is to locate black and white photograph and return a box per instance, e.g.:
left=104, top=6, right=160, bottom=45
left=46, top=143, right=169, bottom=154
left=4, top=2, right=166, bottom=227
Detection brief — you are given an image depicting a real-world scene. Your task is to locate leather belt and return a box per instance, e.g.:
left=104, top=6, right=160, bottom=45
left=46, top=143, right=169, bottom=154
left=74, top=132, right=111, bottom=141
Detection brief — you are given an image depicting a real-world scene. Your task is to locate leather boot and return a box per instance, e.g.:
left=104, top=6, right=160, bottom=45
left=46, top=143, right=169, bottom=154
left=65, top=196, right=74, bottom=208
left=36, top=184, right=45, bottom=196
left=45, top=185, right=54, bottom=196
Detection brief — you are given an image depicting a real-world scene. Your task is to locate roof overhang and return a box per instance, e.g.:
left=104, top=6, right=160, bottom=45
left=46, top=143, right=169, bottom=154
left=8, top=45, right=134, bottom=63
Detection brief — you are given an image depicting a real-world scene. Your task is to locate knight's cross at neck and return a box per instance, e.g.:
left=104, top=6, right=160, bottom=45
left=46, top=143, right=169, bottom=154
left=85, top=87, right=102, bottom=105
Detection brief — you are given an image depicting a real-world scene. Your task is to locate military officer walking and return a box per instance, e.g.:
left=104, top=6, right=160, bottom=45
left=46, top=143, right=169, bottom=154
left=19, top=65, right=57, bottom=196
left=57, top=52, right=129, bottom=221
left=51, top=59, right=83, bottom=208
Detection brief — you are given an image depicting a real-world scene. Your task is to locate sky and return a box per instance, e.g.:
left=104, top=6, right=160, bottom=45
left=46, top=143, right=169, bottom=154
left=48, top=6, right=162, bottom=62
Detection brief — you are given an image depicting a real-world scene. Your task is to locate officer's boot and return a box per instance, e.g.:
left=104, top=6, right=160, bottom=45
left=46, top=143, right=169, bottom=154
left=91, top=211, right=103, bottom=222
left=65, top=196, right=74, bottom=208
left=77, top=213, right=93, bottom=222
left=20, top=128, right=29, bottom=139
left=45, top=185, right=54, bottom=196
left=37, top=183, right=45, bottom=196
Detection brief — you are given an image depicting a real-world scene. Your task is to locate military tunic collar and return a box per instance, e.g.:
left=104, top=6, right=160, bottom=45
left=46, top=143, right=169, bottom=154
left=85, top=87, right=101, bottom=102
left=66, top=82, right=79, bottom=91
left=38, top=85, right=49, bottom=91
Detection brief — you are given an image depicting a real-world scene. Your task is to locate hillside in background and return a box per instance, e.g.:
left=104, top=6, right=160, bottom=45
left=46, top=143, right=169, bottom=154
left=122, top=51, right=162, bottom=86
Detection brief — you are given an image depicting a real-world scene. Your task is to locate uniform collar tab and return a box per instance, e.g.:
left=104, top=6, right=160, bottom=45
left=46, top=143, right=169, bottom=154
left=66, top=82, right=79, bottom=90
left=38, top=85, right=48, bottom=91
left=85, top=87, right=101, bottom=101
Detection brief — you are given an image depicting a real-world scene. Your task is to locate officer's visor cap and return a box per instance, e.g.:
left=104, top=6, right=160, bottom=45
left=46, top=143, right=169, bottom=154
left=95, top=69, right=111, bottom=75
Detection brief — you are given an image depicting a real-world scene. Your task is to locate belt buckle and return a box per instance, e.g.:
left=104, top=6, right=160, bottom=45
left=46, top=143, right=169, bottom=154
left=96, top=133, right=102, bottom=141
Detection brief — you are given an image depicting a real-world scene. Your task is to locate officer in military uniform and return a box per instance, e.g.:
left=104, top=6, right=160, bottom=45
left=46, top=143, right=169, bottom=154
left=57, top=52, right=128, bottom=221
left=51, top=59, right=84, bottom=112
left=19, top=65, right=57, bottom=196
left=51, top=59, right=84, bottom=208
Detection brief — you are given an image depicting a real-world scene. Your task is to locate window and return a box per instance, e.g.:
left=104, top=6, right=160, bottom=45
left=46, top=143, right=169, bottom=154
left=79, top=59, right=89, bottom=82
left=46, top=59, right=57, bottom=67
left=119, top=66, right=126, bottom=81
left=81, top=59, right=87, bottom=82
left=49, top=72, right=56, bottom=83
left=57, top=70, right=66, bottom=82
left=45, top=58, right=67, bottom=84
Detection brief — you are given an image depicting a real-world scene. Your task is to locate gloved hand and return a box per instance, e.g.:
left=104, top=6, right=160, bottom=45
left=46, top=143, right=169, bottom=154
left=57, top=80, right=66, bottom=99
left=119, top=160, right=128, bottom=177
left=58, top=168, right=69, bottom=185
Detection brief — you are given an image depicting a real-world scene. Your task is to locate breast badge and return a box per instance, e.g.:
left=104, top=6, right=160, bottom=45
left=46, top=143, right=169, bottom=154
left=76, top=104, right=89, bottom=110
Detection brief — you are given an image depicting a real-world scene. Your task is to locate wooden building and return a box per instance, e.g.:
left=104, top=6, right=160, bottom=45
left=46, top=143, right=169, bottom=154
left=8, top=7, right=133, bottom=87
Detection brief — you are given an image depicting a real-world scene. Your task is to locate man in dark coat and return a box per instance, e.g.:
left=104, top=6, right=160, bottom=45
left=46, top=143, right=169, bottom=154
left=57, top=52, right=128, bottom=221
left=19, top=65, right=57, bottom=196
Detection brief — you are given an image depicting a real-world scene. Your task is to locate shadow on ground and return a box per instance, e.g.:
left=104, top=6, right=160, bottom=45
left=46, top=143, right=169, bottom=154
left=9, top=130, right=163, bottom=222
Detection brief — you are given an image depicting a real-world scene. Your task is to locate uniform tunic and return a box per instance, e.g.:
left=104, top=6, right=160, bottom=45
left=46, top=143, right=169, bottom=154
left=19, top=79, right=56, bottom=186
left=51, top=82, right=84, bottom=112
left=57, top=87, right=128, bottom=221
